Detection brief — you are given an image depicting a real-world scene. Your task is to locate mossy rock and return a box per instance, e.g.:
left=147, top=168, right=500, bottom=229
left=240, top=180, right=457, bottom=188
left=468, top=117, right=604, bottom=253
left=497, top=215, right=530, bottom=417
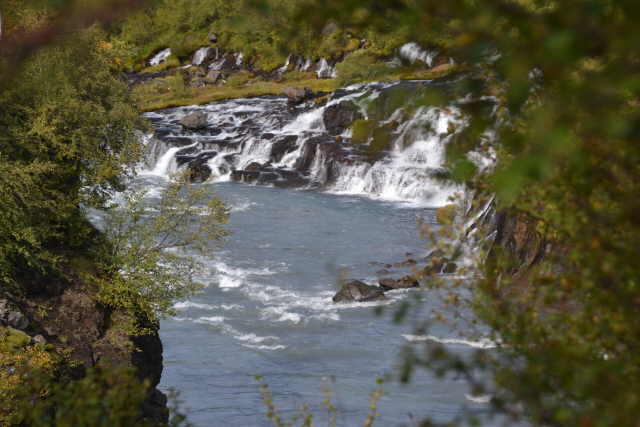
left=351, top=119, right=375, bottom=144
left=0, top=327, right=31, bottom=352
left=366, top=124, right=394, bottom=160
left=436, top=204, right=458, bottom=225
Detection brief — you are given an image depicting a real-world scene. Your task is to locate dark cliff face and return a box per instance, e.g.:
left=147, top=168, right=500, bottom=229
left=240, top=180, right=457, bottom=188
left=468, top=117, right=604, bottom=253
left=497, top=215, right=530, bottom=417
left=0, top=269, right=168, bottom=424
left=488, top=209, right=551, bottom=277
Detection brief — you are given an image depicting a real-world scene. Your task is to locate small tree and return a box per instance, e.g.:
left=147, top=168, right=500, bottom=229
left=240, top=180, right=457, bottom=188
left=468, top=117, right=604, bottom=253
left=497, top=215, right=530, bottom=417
left=95, top=172, right=229, bottom=324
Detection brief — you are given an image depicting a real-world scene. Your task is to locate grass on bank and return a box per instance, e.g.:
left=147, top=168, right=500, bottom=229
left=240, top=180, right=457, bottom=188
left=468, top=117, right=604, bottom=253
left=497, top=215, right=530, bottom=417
left=133, top=64, right=465, bottom=111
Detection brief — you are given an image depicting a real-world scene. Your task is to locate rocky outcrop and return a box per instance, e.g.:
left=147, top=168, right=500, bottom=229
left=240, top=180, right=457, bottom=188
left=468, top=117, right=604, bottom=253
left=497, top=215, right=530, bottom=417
left=333, top=280, right=386, bottom=303
left=0, top=298, right=29, bottom=330
left=1, top=267, right=169, bottom=424
left=487, top=209, right=555, bottom=277
left=323, top=101, right=363, bottom=135
left=283, top=86, right=314, bottom=106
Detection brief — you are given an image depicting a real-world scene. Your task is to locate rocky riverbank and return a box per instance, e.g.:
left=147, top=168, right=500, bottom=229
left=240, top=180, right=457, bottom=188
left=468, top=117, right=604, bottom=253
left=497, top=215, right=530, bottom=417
left=0, top=252, right=168, bottom=424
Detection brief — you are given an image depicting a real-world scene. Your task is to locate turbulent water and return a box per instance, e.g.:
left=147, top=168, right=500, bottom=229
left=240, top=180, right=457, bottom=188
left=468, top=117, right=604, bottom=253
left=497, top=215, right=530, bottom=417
left=135, top=80, right=500, bottom=426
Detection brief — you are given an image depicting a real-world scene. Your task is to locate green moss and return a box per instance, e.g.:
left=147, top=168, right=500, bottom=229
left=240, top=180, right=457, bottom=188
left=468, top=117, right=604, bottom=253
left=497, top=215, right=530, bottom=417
left=135, top=77, right=340, bottom=111
left=351, top=119, right=375, bottom=144
left=139, top=56, right=181, bottom=74
left=0, top=327, right=31, bottom=353
left=226, top=70, right=254, bottom=87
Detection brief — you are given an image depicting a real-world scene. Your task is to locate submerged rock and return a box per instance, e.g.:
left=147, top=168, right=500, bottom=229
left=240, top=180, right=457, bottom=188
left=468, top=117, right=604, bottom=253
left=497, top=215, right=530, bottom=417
left=332, top=280, right=386, bottom=303
left=180, top=111, right=208, bottom=130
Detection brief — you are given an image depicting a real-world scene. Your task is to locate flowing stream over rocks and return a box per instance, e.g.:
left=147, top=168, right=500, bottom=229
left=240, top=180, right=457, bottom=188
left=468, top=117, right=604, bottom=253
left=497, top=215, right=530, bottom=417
left=136, top=80, right=501, bottom=426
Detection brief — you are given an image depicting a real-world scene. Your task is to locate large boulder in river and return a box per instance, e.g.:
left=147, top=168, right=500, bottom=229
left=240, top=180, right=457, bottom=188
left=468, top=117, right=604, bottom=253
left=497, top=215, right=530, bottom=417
left=332, top=280, right=386, bottom=303
left=180, top=111, right=208, bottom=130
left=187, top=152, right=217, bottom=183
left=283, top=86, right=314, bottom=105
left=323, top=101, right=364, bottom=135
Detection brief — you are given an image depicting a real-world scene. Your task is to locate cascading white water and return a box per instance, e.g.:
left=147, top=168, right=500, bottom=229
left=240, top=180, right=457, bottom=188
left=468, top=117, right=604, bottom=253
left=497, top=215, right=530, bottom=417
left=192, top=47, right=211, bottom=66
left=399, top=42, right=438, bottom=67
left=316, top=58, right=337, bottom=79
left=149, top=48, right=172, bottom=66
left=141, top=81, right=475, bottom=207
left=148, top=146, right=181, bottom=176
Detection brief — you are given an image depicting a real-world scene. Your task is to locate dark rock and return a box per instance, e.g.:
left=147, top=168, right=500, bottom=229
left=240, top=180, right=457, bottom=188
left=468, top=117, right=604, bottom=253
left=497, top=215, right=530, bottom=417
left=323, top=101, right=364, bottom=135
left=270, top=135, right=298, bottom=162
left=378, top=275, right=419, bottom=291
left=206, top=70, right=222, bottom=84
left=188, top=78, right=207, bottom=88
left=443, top=262, right=457, bottom=274
left=231, top=170, right=260, bottom=184
left=422, top=249, right=448, bottom=275
left=0, top=298, right=29, bottom=330
left=332, top=280, right=386, bottom=303
left=393, top=258, right=417, bottom=267
left=283, top=86, right=314, bottom=105
left=271, top=170, right=309, bottom=188
left=186, top=152, right=218, bottom=183
left=142, top=388, right=169, bottom=425
left=180, top=111, right=208, bottom=130
left=376, top=269, right=391, bottom=275
left=245, top=162, right=263, bottom=171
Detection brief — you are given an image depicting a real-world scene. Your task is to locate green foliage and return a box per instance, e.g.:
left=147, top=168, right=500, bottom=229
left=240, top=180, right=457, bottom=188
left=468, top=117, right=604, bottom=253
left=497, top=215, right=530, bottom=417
left=0, top=25, right=141, bottom=289
left=255, top=376, right=384, bottom=427
left=0, top=329, right=67, bottom=425
left=336, top=51, right=392, bottom=86
left=18, top=367, right=151, bottom=426
left=302, top=0, right=640, bottom=425
left=95, top=172, right=229, bottom=323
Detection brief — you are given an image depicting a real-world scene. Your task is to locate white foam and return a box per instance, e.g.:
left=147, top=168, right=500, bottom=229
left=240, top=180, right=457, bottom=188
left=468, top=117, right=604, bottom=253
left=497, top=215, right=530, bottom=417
left=213, top=260, right=279, bottom=289
left=261, top=307, right=302, bottom=324
left=174, top=301, right=216, bottom=310
left=402, top=334, right=499, bottom=349
left=195, top=316, right=226, bottom=324
left=149, top=48, right=171, bottom=66
left=399, top=42, right=438, bottom=67
left=230, top=201, right=258, bottom=212
left=235, top=333, right=280, bottom=344
left=465, top=394, right=492, bottom=404
left=241, top=343, right=286, bottom=351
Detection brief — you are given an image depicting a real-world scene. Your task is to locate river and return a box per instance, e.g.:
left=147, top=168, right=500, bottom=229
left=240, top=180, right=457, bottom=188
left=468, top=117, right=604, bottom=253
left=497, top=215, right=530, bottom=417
left=136, top=80, right=498, bottom=426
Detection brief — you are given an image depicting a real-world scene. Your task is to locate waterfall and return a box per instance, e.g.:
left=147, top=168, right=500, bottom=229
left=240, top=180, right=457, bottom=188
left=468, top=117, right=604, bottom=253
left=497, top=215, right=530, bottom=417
left=192, top=47, right=211, bottom=66
left=149, top=48, right=172, bottom=66
left=140, top=81, right=482, bottom=207
left=316, top=58, right=337, bottom=79
left=399, top=42, right=438, bottom=67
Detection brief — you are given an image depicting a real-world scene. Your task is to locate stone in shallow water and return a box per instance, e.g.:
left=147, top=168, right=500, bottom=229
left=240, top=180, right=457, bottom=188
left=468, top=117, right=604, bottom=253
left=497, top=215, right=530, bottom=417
left=180, top=111, right=208, bottom=130
left=378, top=276, right=419, bottom=291
left=332, top=280, right=386, bottom=303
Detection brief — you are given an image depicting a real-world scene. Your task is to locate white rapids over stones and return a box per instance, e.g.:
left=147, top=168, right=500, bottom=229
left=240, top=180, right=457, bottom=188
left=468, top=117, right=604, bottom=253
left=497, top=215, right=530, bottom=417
left=141, top=81, right=466, bottom=208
